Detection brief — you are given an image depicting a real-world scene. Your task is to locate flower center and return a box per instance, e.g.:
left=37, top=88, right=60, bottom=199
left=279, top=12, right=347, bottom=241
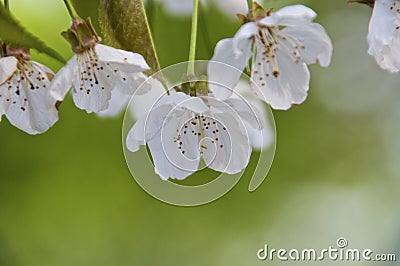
left=174, top=112, right=227, bottom=157
left=255, top=27, right=280, bottom=78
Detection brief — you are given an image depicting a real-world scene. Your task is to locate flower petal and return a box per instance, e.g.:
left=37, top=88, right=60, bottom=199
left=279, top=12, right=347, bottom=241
left=260, top=5, right=317, bottom=27
left=72, top=79, right=112, bottom=113
left=95, top=44, right=150, bottom=73
left=154, top=109, right=201, bottom=180
left=115, top=72, right=149, bottom=95
left=281, top=23, right=333, bottom=67
left=126, top=117, right=146, bottom=152
left=0, top=57, right=18, bottom=85
left=251, top=46, right=310, bottom=110
left=49, top=56, right=77, bottom=101
left=97, top=88, right=131, bottom=118
left=202, top=112, right=251, bottom=174
left=368, top=0, right=400, bottom=72
left=128, top=77, right=166, bottom=120
left=208, top=38, right=253, bottom=99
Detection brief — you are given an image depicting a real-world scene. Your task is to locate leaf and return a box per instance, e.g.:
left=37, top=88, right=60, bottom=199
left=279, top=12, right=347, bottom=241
left=0, top=4, right=65, bottom=63
left=99, top=0, right=160, bottom=75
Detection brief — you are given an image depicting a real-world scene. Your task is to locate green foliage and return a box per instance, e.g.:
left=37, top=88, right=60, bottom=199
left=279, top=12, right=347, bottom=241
left=99, top=0, right=160, bottom=74
left=0, top=4, right=65, bottom=63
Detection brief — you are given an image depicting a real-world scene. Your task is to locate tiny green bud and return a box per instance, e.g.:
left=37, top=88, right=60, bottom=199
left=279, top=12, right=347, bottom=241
left=62, top=17, right=102, bottom=54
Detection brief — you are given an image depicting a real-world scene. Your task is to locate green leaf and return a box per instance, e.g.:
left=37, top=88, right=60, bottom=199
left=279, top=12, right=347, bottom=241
left=0, top=4, right=65, bottom=63
left=99, top=0, right=160, bottom=75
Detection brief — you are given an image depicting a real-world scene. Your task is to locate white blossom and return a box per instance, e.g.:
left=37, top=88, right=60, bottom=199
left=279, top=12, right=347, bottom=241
left=126, top=89, right=264, bottom=180
left=208, top=4, right=333, bottom=110
left=368, top=0, right=400, bottom=72
left=0, top=53, right=58, bottom=134
left=49, top=44, right=150, bottom=113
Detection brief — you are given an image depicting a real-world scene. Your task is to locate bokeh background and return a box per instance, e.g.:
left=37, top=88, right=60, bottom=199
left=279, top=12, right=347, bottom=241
left=0, top=0, right=399, bottom=265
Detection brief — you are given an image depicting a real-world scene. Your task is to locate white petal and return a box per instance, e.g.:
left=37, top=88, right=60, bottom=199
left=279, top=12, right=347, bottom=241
left=97, top=88, right=131, bottom=118
left=368, top=0, right=400, bottom=72
left=70, top=53, right=116, bottom=113
left=202, top=112, right=251, bottom=174
left=281, top=23, right=333, bottom=67
left=0, top=57, right=17, bottom=85
left=244, top=119, right=273, bottom=150
left=95, top=44, right=150, bottom=73
left=153, top=91, right=209, bottom=114
left=208, top=38, right=253, bottom=99
left=71, top=71, right=112, bottom=113
left=0, top=81, right=12, bottom=121
left=232, top=22, right=258, bottom=53
left=128, top=77, right=166, bottom=120
left=251, top=46, right=310, bottom=110
left=206, top=96, right=265, bottom=130
left=126, top=117, right=146, bottom=152
left=126, top=102, right=173, bottom=153
left=148, top=128, right=198, bottom=180
left=115, top=72, right=149, bottom=95
left=260, top=5, right=317, bottom=27
left=154, top=110, right=201, bottom=180
left=49, top=56, right=77, bottom=101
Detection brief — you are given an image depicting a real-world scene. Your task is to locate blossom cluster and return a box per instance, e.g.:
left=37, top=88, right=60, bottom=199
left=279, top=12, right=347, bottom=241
left=0, top=0, right=398, bottom=180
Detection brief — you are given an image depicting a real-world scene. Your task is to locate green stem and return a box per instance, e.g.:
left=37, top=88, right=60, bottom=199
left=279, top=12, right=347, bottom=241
left=63, top=0, right=78, bottom=20
left=247, top=0, right=252, bottom=10
left=199, top=2, right=212, bottom=57
left=187, top=0, right=199, bottom=76
left=4, top=0, right=9, bottom=10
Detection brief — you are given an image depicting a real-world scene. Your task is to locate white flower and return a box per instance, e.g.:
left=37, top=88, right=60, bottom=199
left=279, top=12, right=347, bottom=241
left=126, top=89, right=263, bottom=180
left=50, top=44, right=150, bottom=113
left=367, top=0, right=400, bottom=72
left=0, top=50, right=58, bottom=134
left=208, top=4, right=333, bottom=110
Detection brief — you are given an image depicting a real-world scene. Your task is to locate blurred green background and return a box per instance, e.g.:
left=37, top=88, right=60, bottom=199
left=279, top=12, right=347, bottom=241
left=0, top=0, right=399, bottom=265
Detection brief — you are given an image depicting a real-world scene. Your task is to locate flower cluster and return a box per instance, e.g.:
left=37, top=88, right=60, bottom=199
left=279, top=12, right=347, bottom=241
left=2, top=0, right=398, bottom=181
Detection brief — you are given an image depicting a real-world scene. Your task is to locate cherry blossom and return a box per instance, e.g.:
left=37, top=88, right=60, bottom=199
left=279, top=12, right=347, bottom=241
left=126, top=85, right=264, bottom=180
left=49, top=18, right=150, bottom=113
left=0, top=47, right=58, bottom=134
left=208, top=4, right=333, bottom=110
